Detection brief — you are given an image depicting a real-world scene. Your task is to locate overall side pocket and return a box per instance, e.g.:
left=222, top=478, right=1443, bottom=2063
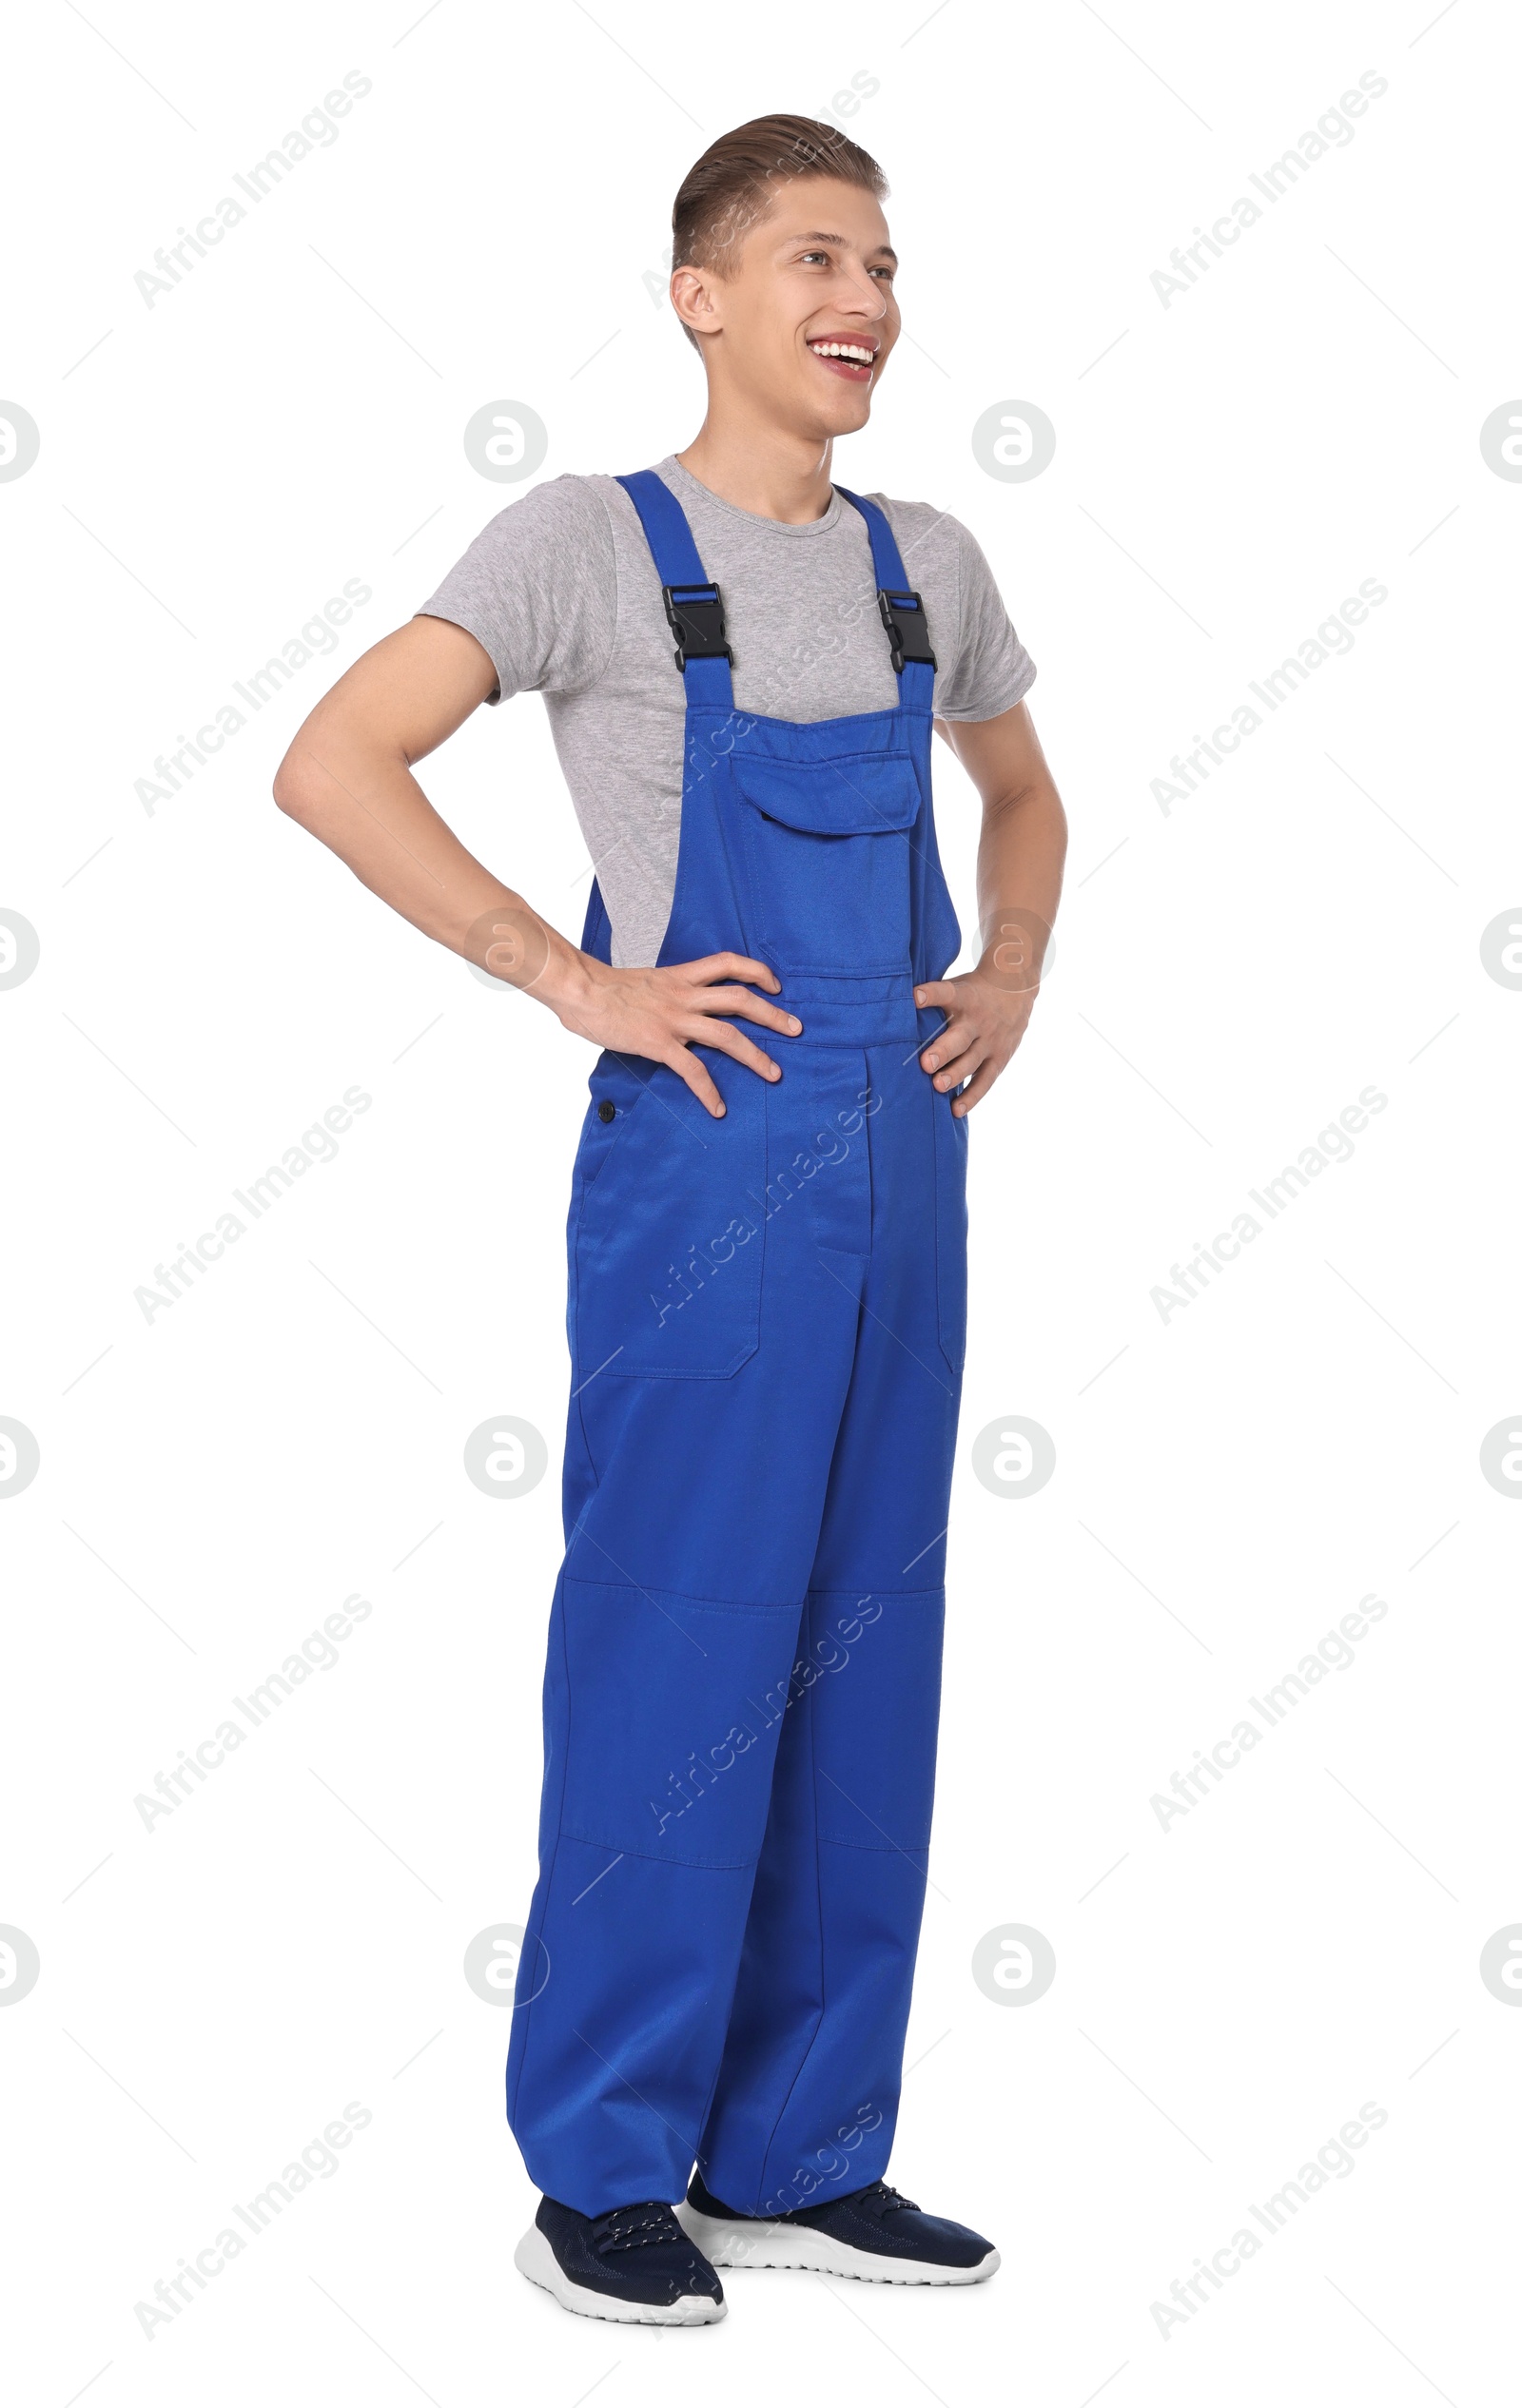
left=574, top=1055, right=767, bottom=1379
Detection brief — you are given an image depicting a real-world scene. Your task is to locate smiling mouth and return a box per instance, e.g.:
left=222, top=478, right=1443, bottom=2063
left=808, top=340, right=876, bottom=381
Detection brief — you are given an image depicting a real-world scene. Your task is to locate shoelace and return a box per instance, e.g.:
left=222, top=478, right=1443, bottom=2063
left=591, top=2201, right=687, bottom=2255
left=858, top=2179, right=919, bottom=2216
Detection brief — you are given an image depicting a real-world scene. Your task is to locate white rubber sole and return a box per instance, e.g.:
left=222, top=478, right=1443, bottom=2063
left=514, top=2224, right=726, bottom=2324
left=676, top=2204, right=1000, bottom=2286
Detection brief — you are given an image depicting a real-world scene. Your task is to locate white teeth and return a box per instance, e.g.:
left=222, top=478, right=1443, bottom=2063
left=810, top=341, right=873, bottom=364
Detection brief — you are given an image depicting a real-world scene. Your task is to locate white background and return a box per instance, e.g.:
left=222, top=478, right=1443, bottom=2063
left=3, top=1, right=1518, bottom=2400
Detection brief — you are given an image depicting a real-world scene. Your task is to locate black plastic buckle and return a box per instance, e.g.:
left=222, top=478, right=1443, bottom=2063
left=662, top=581, right=732, bottom=671
left=877, top=587, right=937, bottom=674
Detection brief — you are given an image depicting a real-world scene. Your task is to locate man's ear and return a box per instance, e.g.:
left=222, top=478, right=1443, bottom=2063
left=671, top=262, right=724, bottom=343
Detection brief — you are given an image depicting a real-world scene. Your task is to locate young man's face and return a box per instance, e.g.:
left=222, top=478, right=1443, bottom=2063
left=675, top=174, right=900, bottom=437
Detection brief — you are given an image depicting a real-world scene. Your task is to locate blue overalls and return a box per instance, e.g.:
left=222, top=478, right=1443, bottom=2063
left=507, top=468, right=968, bottom=2219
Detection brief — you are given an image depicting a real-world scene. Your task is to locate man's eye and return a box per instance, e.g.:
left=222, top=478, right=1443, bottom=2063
left=799, top=250, right=829, bottom=265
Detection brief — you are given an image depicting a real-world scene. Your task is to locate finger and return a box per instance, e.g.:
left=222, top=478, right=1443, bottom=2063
left=695, top=985, right=803, bottom=1037
left=661, top=1044, right=726, bottom=1118
left=913, top=981, right=956, bottom=1010
left=921, top=1018, right=974, bottom=1073
left=681, top=1020, right=782, bottom=1082
left=927, top=1040, right=986, bottom=1094
left=691, top=952, right=782, bottom=993
left=951, top=1060, right=1001, bottom=1116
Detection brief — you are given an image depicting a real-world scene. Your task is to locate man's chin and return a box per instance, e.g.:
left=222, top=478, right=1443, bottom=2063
left=797, top=392, right=876, bottom=442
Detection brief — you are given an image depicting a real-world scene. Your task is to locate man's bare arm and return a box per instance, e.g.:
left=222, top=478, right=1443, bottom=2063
left=272, top=613, right=504, bottom=952
left=271, top=615, right=798, bottom=1117
left=914, top=700, right=1067, bottom=1115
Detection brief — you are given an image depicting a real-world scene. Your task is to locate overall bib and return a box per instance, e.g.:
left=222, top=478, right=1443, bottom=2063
left=507, top=468, right=969, bottom=2219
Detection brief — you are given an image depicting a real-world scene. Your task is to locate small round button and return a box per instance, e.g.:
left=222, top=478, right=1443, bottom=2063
left=597, top=1099, right=616, bottom=1123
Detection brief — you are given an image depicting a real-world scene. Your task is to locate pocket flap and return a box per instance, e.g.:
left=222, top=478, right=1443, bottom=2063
left=733, top=752, right=921, bottom=838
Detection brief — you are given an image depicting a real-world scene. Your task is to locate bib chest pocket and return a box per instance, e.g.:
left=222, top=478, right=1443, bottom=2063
left=733, top=751, right=922, bottom=976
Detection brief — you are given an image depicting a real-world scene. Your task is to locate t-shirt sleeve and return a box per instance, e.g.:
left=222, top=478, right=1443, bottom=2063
left=414, top=474, right=617, bottom=706
left=933, top=515, right=1037, bottom=723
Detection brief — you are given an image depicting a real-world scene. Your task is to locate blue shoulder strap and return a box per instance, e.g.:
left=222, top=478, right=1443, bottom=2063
left=833, top=483, right=907, bottom=587
left=615, top=469, right=735, bottom=709
left=615, top=468, right=710, bottom=581
left=834, top=484, right=937, bottom=712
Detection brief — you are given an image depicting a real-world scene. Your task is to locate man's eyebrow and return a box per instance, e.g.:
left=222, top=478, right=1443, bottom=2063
left=789, top=229, right=899, bottom=265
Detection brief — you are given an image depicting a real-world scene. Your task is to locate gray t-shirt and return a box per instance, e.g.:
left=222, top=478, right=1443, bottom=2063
left=417, top=454, right=1036, bottom=966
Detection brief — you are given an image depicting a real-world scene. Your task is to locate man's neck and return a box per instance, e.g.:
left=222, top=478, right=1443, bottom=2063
left=674, top=415, right=835, bottom=524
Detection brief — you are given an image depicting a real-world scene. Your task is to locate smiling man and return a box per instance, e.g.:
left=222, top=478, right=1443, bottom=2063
left=275, top=114, right=1065, bottom=2326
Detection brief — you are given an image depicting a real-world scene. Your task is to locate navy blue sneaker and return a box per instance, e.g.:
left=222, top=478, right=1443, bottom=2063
left=516, top=2194, right=726, bottom=2324
left=679, top=2173, right=999, bottom=2285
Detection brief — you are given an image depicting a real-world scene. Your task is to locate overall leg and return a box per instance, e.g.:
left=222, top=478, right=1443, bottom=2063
left=696, top=1043, right=966, bottom=2212
left=507, top=1047, right=875, bottom=2215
